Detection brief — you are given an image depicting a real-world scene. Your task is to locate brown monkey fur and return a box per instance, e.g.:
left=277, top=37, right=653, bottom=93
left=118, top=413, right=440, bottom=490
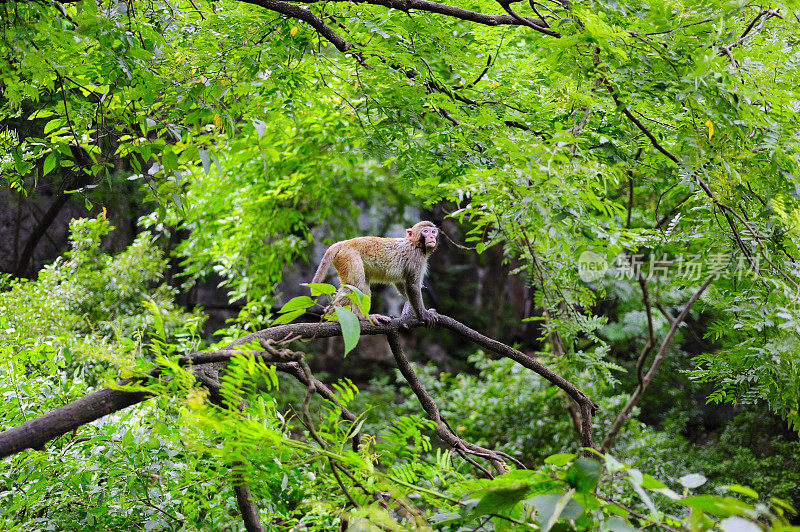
left=311, top=221, right=439, bottom=326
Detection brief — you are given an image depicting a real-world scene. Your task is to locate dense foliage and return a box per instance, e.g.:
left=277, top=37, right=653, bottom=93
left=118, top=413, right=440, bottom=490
left=3, top=0, right=800, bottom=529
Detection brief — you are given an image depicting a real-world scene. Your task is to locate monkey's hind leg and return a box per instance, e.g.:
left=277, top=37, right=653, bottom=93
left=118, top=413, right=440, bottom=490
left=355, top=283, right=393, bottom=324
left=369, top=314, right=393, bottom=324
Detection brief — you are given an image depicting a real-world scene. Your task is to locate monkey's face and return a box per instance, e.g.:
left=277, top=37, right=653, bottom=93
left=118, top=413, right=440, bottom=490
left=407, top=222, right=439, bottom=253
left=419, top=225, right=438, bottom=252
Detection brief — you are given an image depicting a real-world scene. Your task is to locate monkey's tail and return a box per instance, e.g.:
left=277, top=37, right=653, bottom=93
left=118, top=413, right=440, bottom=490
left=311, top=243, right=341, bottom=284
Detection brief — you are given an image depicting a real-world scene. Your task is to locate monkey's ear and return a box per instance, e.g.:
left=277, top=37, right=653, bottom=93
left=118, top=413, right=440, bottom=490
left=406, top=228, right=413, bottom=237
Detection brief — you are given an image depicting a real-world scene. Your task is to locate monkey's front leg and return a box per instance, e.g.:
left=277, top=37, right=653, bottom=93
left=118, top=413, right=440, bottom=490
left=403, top=276, right=438, bottom=327
left=399, top=301, right=438, bottom=328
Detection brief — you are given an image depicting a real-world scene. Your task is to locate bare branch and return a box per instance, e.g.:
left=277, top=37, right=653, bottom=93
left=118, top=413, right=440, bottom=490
left=643, top=18, right=712, bottom=36
left=386, top=330, right=513, bottom=475
left=633, top=273, right=656, bottom=386
left=601, top=77, right=679, bottom=164
left=600, top=277, right=713, bottom=453
left=435, top=315, right=596, bottom=451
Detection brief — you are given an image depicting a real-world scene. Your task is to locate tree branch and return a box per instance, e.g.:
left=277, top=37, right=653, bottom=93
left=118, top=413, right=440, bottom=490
left=232, top=466, right=265, bottom=532
left=599, top=66, right=799, bottom=290
left=634, top=273, right=656, bottom=386
left=386, top=330, right=512, bottom=475
left=718, top=7, right=782, bottom=61
left=434, top=315, right=596, bottom=452
left=600, top=277, right=713, bottom=453
left=0, top=314, right=593, bottom=460
left=495, top=0, right=561, bottom=37
left=354, top=0, right=560, bottom=33
left=236, top=0, right=562, bottom=41
left=237, top=0, right=355, bottom=52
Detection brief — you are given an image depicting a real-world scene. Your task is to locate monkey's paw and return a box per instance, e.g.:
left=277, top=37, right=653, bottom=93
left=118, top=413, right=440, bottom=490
left=421, top=308, right=438, bottom=328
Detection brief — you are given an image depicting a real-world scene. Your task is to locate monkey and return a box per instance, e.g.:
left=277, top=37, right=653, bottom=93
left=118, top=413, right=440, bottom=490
left=311, top=221, right=439, bottom=327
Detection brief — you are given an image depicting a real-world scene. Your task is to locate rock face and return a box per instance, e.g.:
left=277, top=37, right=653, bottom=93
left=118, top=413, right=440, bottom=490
left=0, top=186, right=82, bottom=277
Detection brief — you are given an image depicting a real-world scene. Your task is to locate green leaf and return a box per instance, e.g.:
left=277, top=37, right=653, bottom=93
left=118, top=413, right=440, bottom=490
left=343, top=284, right=370, bottom=316
left=272, top=309, right=304, bottom=325
left=640, top=474, right=667, bottom=490
left=277, top=296, right=315, bottom=313
left=545, top=453, right=576, bottom=466
left=44, top=117, right=66, bottom=134
left=42, top=153, right=57, bottom=176
left=162, top=150, right=178, bottom=171
left=198, top=148, right=211, bottom=175
left=142, top=299, right=165, bottom=341
left=335, top=306, right=360, bottom=356
left=770, top=496, right=795, bottom=513
left=252, top=118, right=267, bottom=138
left=305, top=282, right=337, bottom=296
left=604, top=454, right=626, bottom=474
left=723, top=484, right=758, bottom=500
left=679, top=495, right=753, bottom=517
left=528, top=489, right=580, bottom=531
left=653, top=487, right=681, bottom=501
left=211, top=152, right=223, bottom=175
left=347, top=418, right=366, bottom=440
left=28, top=109, right=55, bottom=119
left=566, top=458, right=601, bottom=493
left=471, top=483, right=530, bottom=517
left=627, top=476, right=656, bottom=516
left=601, top=516, right=637, bottom=532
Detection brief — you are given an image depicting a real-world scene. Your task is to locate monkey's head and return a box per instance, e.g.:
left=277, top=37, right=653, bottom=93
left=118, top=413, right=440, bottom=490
left=407, top=221, right=439, bottom=254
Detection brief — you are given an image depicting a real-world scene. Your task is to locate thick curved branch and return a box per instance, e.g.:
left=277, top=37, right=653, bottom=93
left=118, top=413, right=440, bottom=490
left=495, top=0, right=560, bottom=37
left=373, top=0, right=559, bottom=33
left=0, top=383, right=150, bottom=458
left=435, top=315, right=596, bottom=450
left=236, top=0, right=561, bottom=43
left=237, top=0, right=355, bottom=52
left=0, top=356, right=357, bottom=459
